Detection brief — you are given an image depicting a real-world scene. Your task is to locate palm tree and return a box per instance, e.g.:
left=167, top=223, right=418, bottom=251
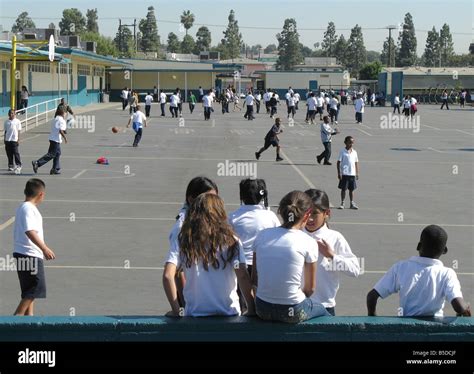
left=180, top=10, right=195, bottom=36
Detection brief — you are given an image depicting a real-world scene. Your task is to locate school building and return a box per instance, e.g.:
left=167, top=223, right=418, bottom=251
left=107, top=58, right=241, bottom=101
left=0, top=42, right=130, bottom=116
left=379, top=67, right=474, bottom=104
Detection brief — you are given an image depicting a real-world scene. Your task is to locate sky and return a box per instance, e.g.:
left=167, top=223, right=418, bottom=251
left=0, top=0, right=472, bottom=55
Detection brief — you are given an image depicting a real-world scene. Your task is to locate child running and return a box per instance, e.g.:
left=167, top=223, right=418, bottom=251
left=367, top=225, right=471, bottom=317
left=255, top=117, right=284, bottom=162
left=304, top=189, right=360, bottom=315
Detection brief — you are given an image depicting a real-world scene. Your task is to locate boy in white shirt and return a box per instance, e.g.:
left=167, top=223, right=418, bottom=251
left=144, top=92, right=154, bottom=118
left=337, top=136, right=359, bottom=209
left=4, top=109, right=22, bottom=173
left=126, top=104, right=147, bottom=147
left=393, top=93, right=401, bottom=114
left=304, top=189, right=360, bottom=315
left=354, top=95, right=365, bottom=124
left=32, top=109, right=68, bottom=175
left=367, top=225, right=471, bottom=317
left=13, top=179, right=56, bottom=315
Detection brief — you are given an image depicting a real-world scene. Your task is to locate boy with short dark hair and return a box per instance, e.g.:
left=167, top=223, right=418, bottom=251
left=367, top=225, right=471, bottom=317
left=13, top=179, right=56, bottom=316
left=255, top=118, right=283, bottom=162
left=337, top=136, right=359, bottom=209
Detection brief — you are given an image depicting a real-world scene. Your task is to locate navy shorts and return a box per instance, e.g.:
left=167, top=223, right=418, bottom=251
left=264, top=139, right=279, bottom=149
left=13, top=253, right=46, bottom=299
left=338, top=175, right=357, bottom=191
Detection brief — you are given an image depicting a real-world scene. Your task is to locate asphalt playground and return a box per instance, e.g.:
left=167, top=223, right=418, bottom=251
left=0, top=100, right=472, bottom=316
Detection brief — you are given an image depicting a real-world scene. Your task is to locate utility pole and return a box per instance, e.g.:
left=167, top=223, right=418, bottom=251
left=118, top=19, right=138, bottom=56
left=386, top=25, right=396, bottom=67
left=118, top=19, right=122, bottom=53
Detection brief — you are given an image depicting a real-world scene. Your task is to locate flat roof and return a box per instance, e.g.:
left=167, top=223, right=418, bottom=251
left=54, top=47, right=131, bottom=67
left=383, top=67, right=474, bottom=75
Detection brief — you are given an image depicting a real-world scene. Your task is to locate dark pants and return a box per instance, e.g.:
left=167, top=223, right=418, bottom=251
left=270, top=106, right=277, bottom=117
left=133, top=128, right=143, bottom=147
left=244, top=105, right=254, bottom=120
left=170, top=106, right=178, bottom=118
left=122, top=98, right=128, bottom=110
left=145, top=105, right=151, bottom=117
left=256, top=100, right=261, bottom=113
left=440, top=99, right=449, bottom=110
left=265, top=101, right=270, bottom=113
left=189, top=103, right=195, bottom=113
left=287, top=106, right=295, bottom=118
left=393, top=104, right=400, bottom=114
left=204, top=107, right=211, bottom=120
left=160, top=103, right=166, bottom=116
left=355, top=112, right=363, bottom=123
left=5, top=141, right=21, bottom=168
left=318, top=141, right=332, bottom=163
left=37, top=140, right=61, bottom=171
left=326, top=307, right=335, bottom=316
left=178, top=103, right=182, bottom=115
left=20, top=99, right=28, bottom=114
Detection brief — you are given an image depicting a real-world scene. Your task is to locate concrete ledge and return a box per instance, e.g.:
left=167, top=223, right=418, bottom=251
left=0, top=316, right=472, bottom=342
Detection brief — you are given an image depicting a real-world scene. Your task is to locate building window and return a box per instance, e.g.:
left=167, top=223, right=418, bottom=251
left=28, top=62, right=50, bottom=73
left=93, top=66, right=104, bottom=77
left=77, top=64, right=91, bottom=76
left=0, top=61, right=10, bottom=70
left=60, top=63, right=73, bottom=75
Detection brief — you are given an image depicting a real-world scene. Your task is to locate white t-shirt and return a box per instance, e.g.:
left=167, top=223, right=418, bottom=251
left=170, top=95, right=179, bottom=107
left=49, top=116, right=67, bottom=143
left=4, top=118, right=21, bottom=142
left=199, top=88, right=204, bottom=95
left=13, top=202, right=44, bottom=259
left=166, top=239, right=246, bottom=317
left=203, top=95, right=213, bottom=108
left=374, top=256, right=463, bottom=317
left=354, top=98, right=365, bottom=113
left=254, top=227, right=318, bottom=305
left=330, top=97, right=339, bottom=110
left=131, top=111, right=147, bottom=127
left=320, top=122, right=335, bottom=143
left=160, top=92, right=167, bottom=104
left=228, top=205, right=280, bottom=265
left=245, top=95, right=255, bottom=106
left=121, top=90, right=128, bottom=99
left=304, top=225, right=360, bottom=308
left=316, top=97, right=324, bottom=108
left=338, top=148, right=358, bottom=176
left=145, top=95, right=154, bottom=106
left=307, top=97, right=317, bottom=111
left=288, top=97, right=296, bottom=107
left=394, top=96, right=400, bottom=105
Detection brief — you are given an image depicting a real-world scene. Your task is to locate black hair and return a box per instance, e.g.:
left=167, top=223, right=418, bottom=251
left=419, top=225, right=448, bottom=257
left=304, top=189, right=330, bottom=212
left=239, top=178, right=268, bottom=207
left=24, top=179, right=45, bottom=198
left=278, top=191, right=313, bottom=229
left=8, top=109, right=14, bottom=116
left=344, top=136, right=353, bottom=144
left=185, top=176, right=218, bottom=205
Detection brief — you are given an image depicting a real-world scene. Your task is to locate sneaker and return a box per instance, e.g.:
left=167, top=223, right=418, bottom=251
left=276, top=156, right=284, bottom=162
left=32, top=161, right=38, bottom=174
left=255, top=152, right=260, bottom=160
left=323, top=162, right=332, bottom=165
left=50, top=169, right=61, bottom=175
left=338, top=203, right=344, bottom=209
left=8, top=167, right=14, bottom=171
left=350, top=202, right=359, bottom=210
left=14, top=167, right=22, bottom=175
left=316, top=155, right=322, bottom=164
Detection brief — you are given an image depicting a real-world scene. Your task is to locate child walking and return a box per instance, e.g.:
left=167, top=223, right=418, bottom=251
left=126, top=104, right=147, bottom=147
left=367, top=225, right=471, bottom=317
left=337, top=136, right=359, bottom=209
left=13, top=179, right=56, bottom=315
left=304, top=189, right=361, bottom=315
left=4, top=109, right=22, bottom=174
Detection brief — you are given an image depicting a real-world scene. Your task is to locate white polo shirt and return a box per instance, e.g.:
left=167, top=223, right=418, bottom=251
left=170, top=95, right=179, bottom=107
left=330, top=97, right=339, bottom=110
left=338, top=148, right=358, bottom=176
left=304, top=225, right=360, bottom=308
left=374, top=256, right=463, bottom=317
left=316, top=97, right=324, bottom=108
left=203, top=95, right=213, bottom=108
left=320, top=122, right=335, bottom=143
left=307, top=97, right=317, bottom=111
left=254, top=227, right=318, bottom=305
left=228, top=204, right=280, bottom=265
left=49, top=116, right=67, bottom=143
left=160, top=92, right=167, bottom=104
left=4, top=118, right=21, bottom=142
left=145, top=95, right=153, bottom=106
left=354, top=98, right=365, bottom=113
left=14, top=202, right=44, bottom=259
left=394, top=96, right=400, bottom=105
left=166, top=239, right=246, bottom=317
left=245, top=95, right=255, bottom=106
left=131, top=111, right=146, bottom=128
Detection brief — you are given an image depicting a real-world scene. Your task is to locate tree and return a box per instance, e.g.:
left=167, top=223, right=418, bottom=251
left=86, top=9, right=99, bottom=33
left=470, top=43, right=474, bottom=54
left=80, top=31, right=118, bottom=57
left=333, top=34, right=348, bottom=66
left=300, top=44, right=313, bottom=58
left=381, top=36, right=397, bottom=66
left=423, top=27, right=439, bottom=67
left=167, top=32, right=181, bottom=53
left=397, top=12, right=417, bottom=66
left=264, top=44, right=277, bottom=54
left=181, top=34, right=195, bottom=54
left=11, top=11, right=36, bottom=33
left=367, top=51, right=381, bottom=63
left=221, top=10, right=243, bottom=60
left=59, top=8, right=86, bottom=35
left=359, top=61, right=382, bottom=80
left=139, top=6, right=160, bottom=52
left=439, top=23, right=454, bottom=66
left=322, top=21, right=337, bottom=57
left=346, top=24, right=367, bottom=77
left=194, top=26, right=211, bottom=53
left=180, top=10, right=195, bottom=36
left=48, top=23, right=56, bottom=30
left=276, top=18, right=303, bottom=70
left=114, top=25, right=134, bottom=57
